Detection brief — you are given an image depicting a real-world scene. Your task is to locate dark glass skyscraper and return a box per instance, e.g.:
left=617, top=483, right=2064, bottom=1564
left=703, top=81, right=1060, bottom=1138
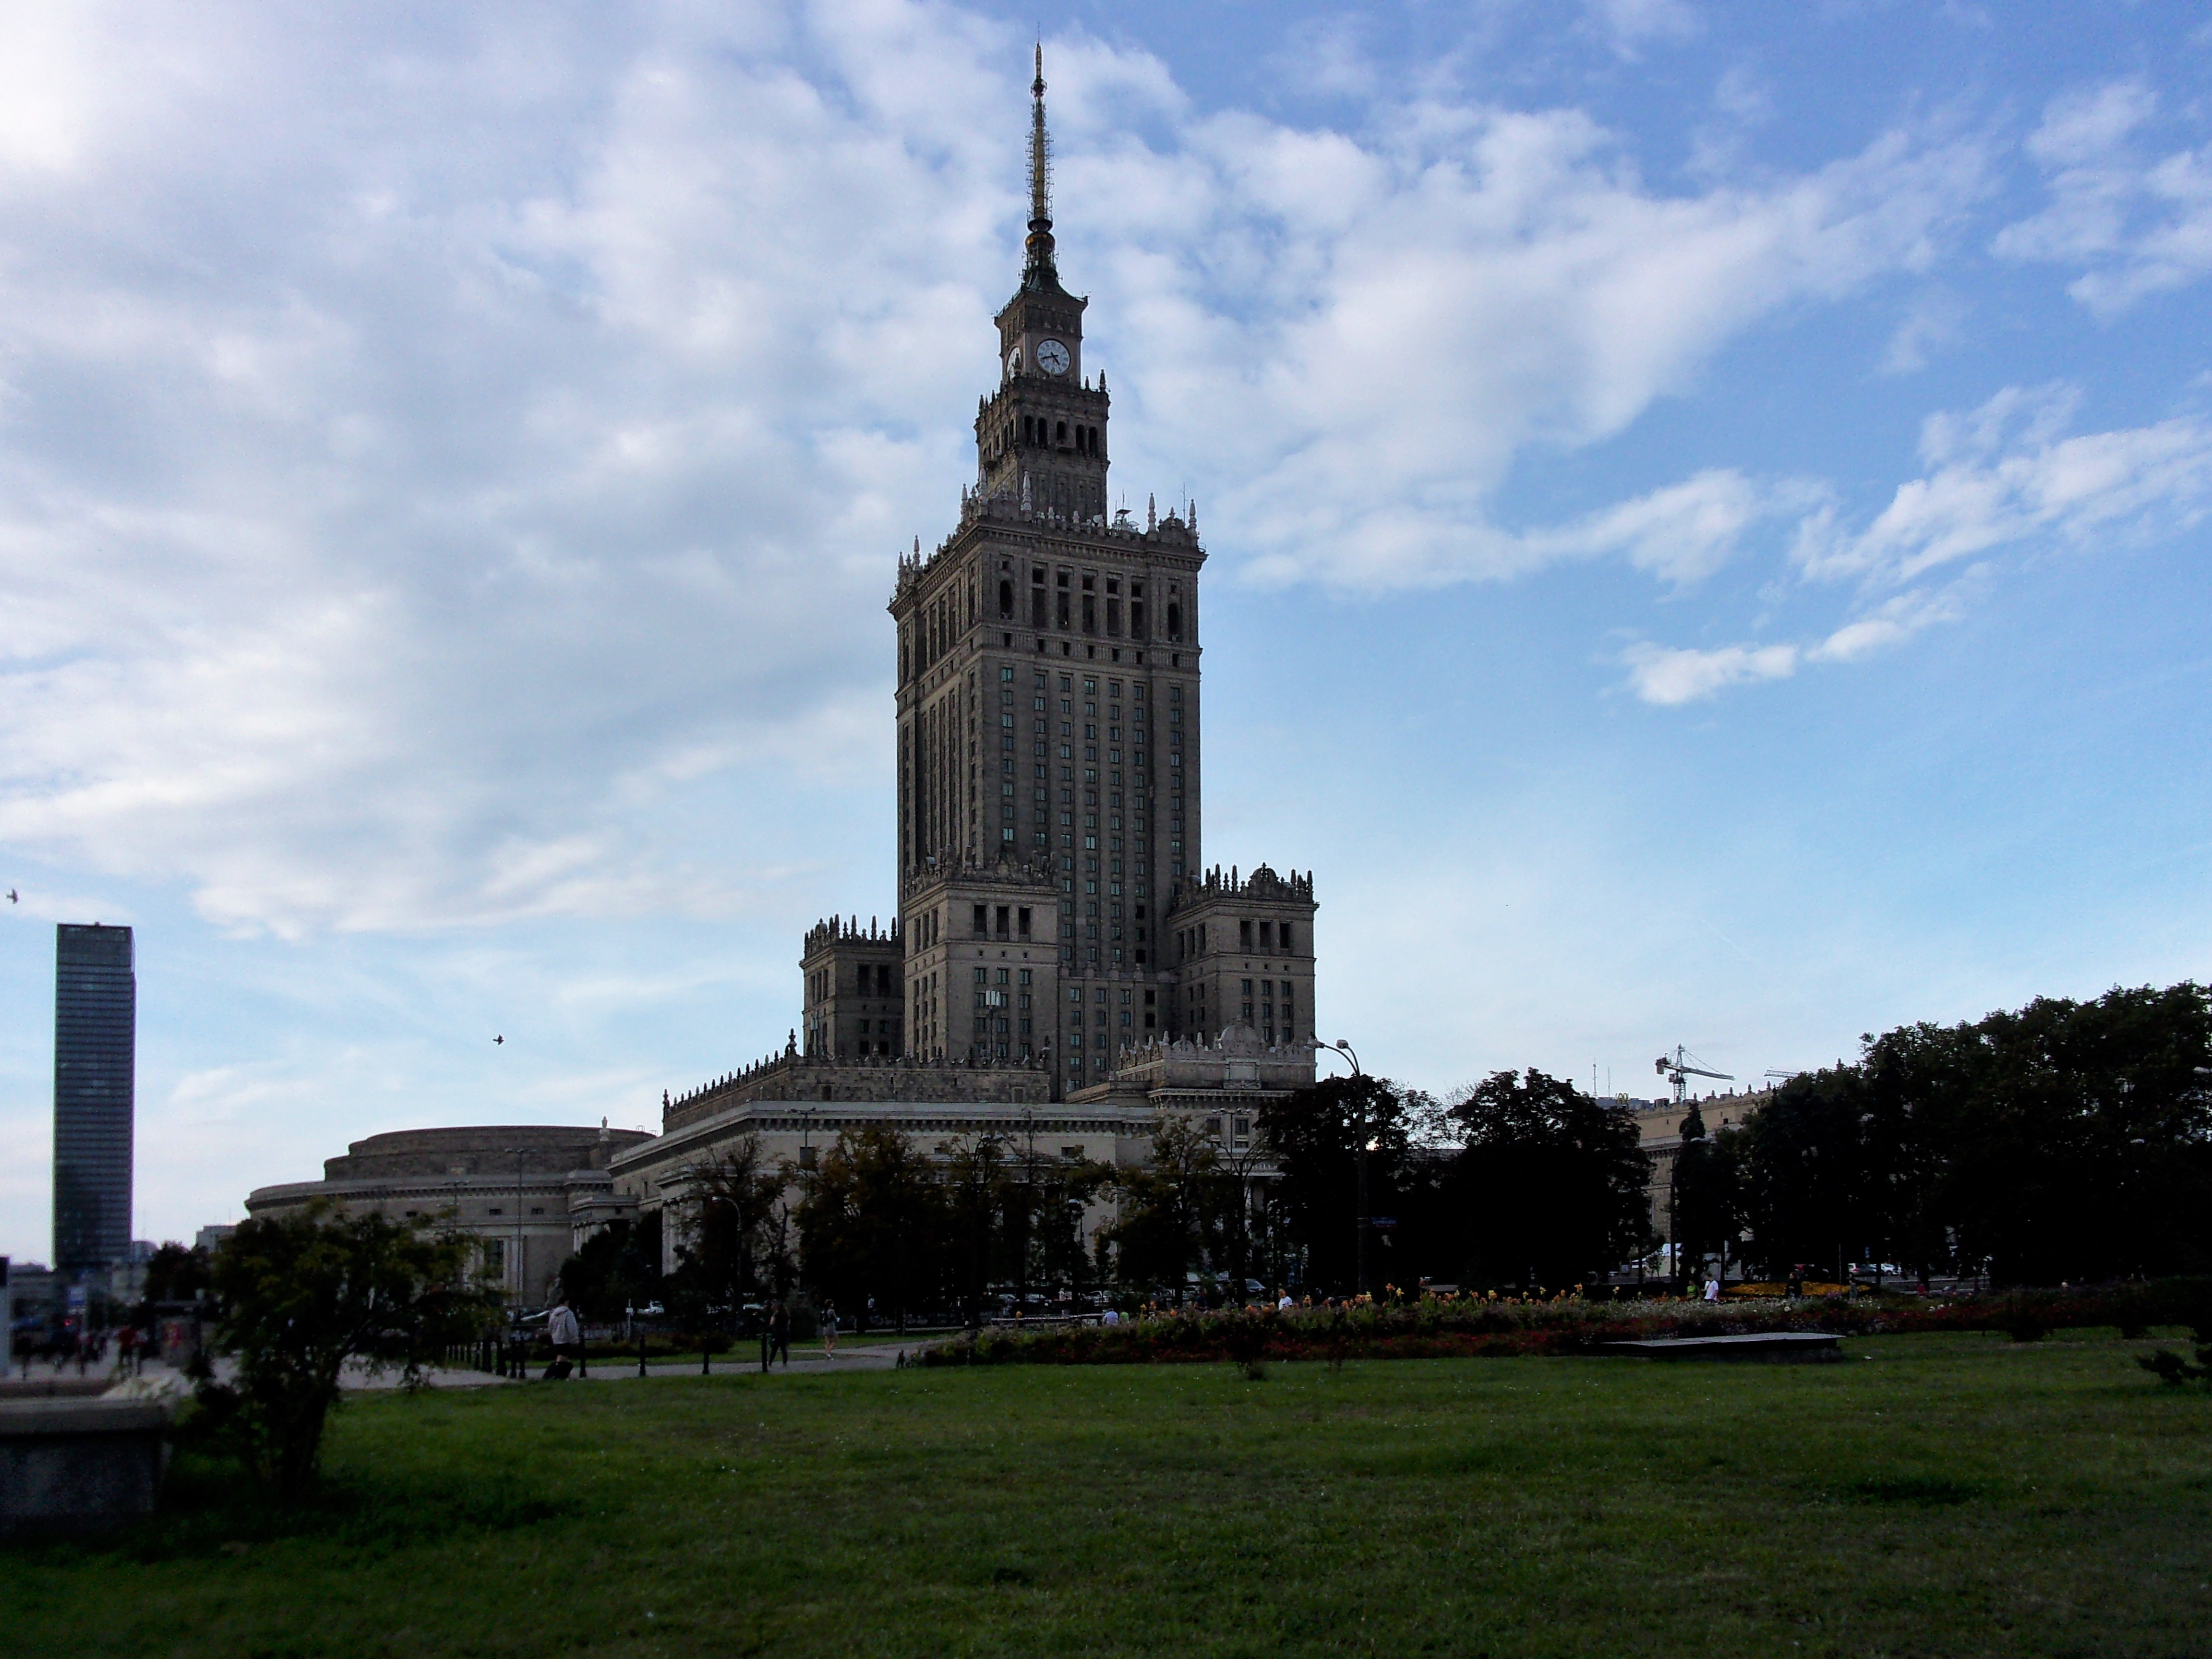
left=53, top=924, right=135, bottom=1274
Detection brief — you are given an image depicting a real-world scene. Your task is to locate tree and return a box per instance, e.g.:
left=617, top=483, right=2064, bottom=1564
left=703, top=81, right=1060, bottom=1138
left=556, top=1218, right=661, bottom=1322
left=1922, top=984, right=2212, bottom=1282
left=1101, top=1117, right=1230, bottom=1297
left=1260, top=1074, right=1429, bottom=1294
left=141, top=1240, right=214, bottom=1305
left=1446, top=1070, right=1653, bottom=1292
left=1733, top=983, right=2212, bottom=1286
left=1733, top=1064, right=1876, bottom=1281
left=943, top=1133, right=1015, bottom=1325
left=1668, top=1104, right=1740, bottom=1285
left=798, top=1127, right=953, bottom=1329
left=666, top=1138, right=789, bottom=1321
left=193, top=1202, right=498, bottom=1500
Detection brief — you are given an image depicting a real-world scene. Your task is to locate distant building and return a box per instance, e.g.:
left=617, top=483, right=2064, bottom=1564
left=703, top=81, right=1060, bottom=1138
left=5, top=1261, right=59, bottom=1323
left=1631, top=1089, right=1772, bottom=1260
left=53, top=924, right=135, bottom=1276
left=244, top=1125, right=652, bottom=1308
left=193, top=1224, right=237, bottom=1253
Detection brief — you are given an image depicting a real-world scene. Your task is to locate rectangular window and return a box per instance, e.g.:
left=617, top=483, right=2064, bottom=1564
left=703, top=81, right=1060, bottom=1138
left=974, top=904, right=988, bottom=935
left=1240, top=920, right=1253, bottom=950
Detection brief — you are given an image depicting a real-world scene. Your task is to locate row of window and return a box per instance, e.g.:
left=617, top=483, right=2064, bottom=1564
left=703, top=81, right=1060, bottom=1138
left=998, top=565, right=1183, bottom=641
left=1171, top=917, right=1297, bottom=962
left=994, top=414, right=1101, bottom=457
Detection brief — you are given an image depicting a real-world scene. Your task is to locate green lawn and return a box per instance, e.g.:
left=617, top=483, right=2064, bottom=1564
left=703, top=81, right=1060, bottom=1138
left=6, top=1333, right=2211, bottom=1657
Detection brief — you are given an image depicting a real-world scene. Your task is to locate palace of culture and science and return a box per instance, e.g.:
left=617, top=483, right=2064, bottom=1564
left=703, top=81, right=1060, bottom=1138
left=605, top=55, right=1320, bottom=1223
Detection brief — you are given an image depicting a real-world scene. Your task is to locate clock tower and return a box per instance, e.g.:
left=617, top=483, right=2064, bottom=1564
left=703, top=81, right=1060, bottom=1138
left=884, top=47, right=1316, bottom=1098
left=976, top=48, right=1111, bottom=526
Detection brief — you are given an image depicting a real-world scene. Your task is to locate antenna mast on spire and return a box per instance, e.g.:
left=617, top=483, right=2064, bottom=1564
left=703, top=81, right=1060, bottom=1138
left=1024, top=43, right=1057, bottom=283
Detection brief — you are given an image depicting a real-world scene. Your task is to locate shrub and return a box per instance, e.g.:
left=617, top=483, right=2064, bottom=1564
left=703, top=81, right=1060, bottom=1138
left=191, top=1202, right=500, bottom=1501
left=905, top=1278, right=2212, bottom=1370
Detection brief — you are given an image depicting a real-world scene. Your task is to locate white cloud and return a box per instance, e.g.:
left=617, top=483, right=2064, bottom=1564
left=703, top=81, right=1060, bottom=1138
left=1622, top=639, right=1799, bottom=705
left=1794, top=385, right=2212, bottom=585
left=1623, top=378, right=2212, bottom=706
left=1620, top=582, right=1968, bottom=706
left=1580, top=0, right=1701, bottom=59
left=1529, top=469, right=1812, bottom=587
left=1995, top=79, right=2212, bottom=315
left=1879, top=286, right=1967, bottom=374
left=1119, top=113, right=1989, bottom=589
left=0, top=2, right=1996, bottom=936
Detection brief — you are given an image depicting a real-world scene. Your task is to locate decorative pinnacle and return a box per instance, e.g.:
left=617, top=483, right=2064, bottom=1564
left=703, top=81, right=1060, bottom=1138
left=1025, top=42, right=1057, bottom=279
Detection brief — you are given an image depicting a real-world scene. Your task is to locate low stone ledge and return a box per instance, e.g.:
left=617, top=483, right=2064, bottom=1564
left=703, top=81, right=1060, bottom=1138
left=0, top=1377, right=112, bottom=1400
left=1600, top=1331, right=1842, bottom=1362
left=0, top=1395, right=174, bottom=1538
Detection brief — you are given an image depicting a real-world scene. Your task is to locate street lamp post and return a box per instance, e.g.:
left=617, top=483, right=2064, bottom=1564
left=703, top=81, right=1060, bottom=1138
left=503, top=1147, right=530, bottom=1376
left=1315, top=1040, right=1370, bottom=1297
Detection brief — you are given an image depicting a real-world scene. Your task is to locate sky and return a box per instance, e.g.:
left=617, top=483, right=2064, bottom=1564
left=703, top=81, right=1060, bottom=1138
left=1, top=0, right=2208, bottom=1261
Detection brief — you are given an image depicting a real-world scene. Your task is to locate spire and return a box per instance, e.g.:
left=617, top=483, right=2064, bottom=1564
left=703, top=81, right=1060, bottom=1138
left=1024, top=43, right=1057, bottom=284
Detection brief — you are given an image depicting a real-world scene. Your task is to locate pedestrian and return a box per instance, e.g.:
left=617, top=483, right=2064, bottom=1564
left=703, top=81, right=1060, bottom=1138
left=768, top=1298, right=792, bottom=1370
left=1276, top=1291, right=1294, bottom=1311
left=545, top=1296, right=581, bottom=1380
left=820, top=1299, right=838, bottom=1357
left=1703, top=1273, right=1720, bottom=1303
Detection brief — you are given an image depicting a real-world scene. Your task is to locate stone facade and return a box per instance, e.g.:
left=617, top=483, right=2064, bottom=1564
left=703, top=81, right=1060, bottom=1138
left=801, top=915, right=905, bottom=1061
left=1632, top=1089, right=1772, bottom=1253
left=243, top=1124, right=651, bottom=1308
left=665, top=1049, right=1052, bottom=1131
left=810, top=51, right=1316, bottom=1101
left=609, top=56, right=1326, bottom=1272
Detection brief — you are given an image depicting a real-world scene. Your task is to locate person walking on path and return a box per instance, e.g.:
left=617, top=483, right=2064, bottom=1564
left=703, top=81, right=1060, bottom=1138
left=767, top=1299, right=792, bottom=1370
left=545, top=1297, right=582, bottom=1380
left=820, top=1300, right=838, bottom=1357
left=1702, top=1274, right=1720, bottom=1303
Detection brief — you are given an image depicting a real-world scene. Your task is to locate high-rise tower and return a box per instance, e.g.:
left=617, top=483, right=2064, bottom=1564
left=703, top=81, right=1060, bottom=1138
left=634, top=50, right=1320, bottom=1173
left=52, top=923, right=135, bottom=1275
left=885, top=50, right=1309, bottom=1098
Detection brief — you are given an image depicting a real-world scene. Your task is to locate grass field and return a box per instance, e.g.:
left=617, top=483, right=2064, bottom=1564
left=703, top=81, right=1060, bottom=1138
left=5, top=1332, right=2210, bottom=1657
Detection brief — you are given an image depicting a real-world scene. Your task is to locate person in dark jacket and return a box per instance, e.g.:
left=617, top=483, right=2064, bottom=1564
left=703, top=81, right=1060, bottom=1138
left=767, top=1300, right=792, bottom=1370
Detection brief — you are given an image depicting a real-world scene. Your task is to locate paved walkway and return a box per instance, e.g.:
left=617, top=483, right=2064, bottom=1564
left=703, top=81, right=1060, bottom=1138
left=574, top=1344, right=903, bottom=1380
left=12, top=1344, right=909, bottom=1398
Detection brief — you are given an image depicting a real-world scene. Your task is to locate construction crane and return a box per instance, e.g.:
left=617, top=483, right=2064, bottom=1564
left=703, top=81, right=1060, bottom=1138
left=1655, top=1045, right=1732, bottom=1106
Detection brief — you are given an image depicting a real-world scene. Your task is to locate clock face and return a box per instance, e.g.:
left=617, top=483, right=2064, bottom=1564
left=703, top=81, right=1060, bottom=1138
left=1036, top=338, right=1071, bottom=375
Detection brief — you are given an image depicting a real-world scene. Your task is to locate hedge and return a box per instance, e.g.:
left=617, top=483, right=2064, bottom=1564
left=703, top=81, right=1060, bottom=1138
left=904, top=1278, right=2212, bottom=1369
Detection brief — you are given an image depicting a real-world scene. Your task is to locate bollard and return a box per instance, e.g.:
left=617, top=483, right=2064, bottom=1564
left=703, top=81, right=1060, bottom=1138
left=637, top=1333, right=647, bottom=1379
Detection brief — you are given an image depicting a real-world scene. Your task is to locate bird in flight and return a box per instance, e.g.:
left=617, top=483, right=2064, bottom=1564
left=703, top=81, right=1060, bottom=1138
left=493, top=1034, right=505, bottom=1046
left=5, top=890, right=15, bottom=903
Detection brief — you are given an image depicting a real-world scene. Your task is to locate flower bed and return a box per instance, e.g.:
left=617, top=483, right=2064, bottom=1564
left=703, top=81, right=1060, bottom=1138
left=905, top=1278, right=2212, bottom=1369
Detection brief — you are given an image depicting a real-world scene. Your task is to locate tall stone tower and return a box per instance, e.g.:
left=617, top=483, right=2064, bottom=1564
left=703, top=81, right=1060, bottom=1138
left=886, top=50, right=1308, bottom=1098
